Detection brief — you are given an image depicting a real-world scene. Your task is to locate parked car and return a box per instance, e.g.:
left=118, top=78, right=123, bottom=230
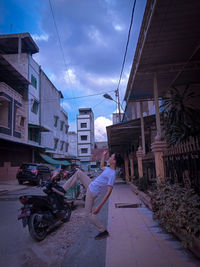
left=16, top=163, right=51, bottom=185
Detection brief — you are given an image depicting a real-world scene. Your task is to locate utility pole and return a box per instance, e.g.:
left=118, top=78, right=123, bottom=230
left=115, top=89, right=121, bottom=122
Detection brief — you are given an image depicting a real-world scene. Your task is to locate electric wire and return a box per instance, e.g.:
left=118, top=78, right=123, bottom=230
left=116, top=0, right=137, bottom=96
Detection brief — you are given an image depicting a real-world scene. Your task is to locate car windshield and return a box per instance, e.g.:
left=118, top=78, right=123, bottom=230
left=21, top=165, right=37, bottom=171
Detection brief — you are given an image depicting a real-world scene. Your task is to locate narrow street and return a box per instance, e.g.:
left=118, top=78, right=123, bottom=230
left=0, top=185, right=106, bottom=267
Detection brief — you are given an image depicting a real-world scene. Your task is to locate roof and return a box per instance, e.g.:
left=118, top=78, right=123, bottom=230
left=40, top=154, right=71, bottom=167
left=0, top=33, right=39, bottom=55
left=0, top=54, right=30, bottom=93
left=125, top=0, right=200, bottom=102
left=106, top=115, right=156, bottom=153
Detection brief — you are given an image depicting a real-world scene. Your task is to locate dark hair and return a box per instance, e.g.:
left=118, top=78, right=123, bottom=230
left=114, top=153, right=123, bottom=167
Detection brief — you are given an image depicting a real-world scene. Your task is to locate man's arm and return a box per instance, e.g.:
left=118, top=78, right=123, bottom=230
left=92, top=185, right=113, bottom=214
left=100, top=149, right=109, bottom=170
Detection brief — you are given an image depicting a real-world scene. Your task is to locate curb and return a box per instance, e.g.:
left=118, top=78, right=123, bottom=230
left=129, top=183, right=152, bottom=210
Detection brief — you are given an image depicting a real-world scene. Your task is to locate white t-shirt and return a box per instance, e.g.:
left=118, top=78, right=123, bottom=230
left=89, top=167, right=116, bottom=195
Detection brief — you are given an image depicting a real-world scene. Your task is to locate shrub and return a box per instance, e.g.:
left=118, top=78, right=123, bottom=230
left=151, top=180, right=200, bottom=247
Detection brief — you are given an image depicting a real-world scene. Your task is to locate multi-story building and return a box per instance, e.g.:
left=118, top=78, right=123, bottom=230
left=0, top=33, right=70, bottom=179
left=40, top=70, right=69, bottom=159
left=0, top=33, right=42, bottom=147
left=77, top=108, right=94, bottom=170
left=0, top=53, right=35, bottom=180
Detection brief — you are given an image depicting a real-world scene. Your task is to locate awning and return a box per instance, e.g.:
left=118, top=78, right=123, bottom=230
left=29, top=124, right=51, bottom=132
left=106, top=115, right=156, bottom=153
left=124, top=0, right=200, bottom=102
left=40, top=154, right=71, bottom=167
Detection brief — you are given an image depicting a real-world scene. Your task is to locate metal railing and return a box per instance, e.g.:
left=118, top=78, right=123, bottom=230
left=163, top=137, right=200, bottom=193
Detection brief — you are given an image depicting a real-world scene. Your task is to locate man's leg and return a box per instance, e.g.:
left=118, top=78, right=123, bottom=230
left=85, top=188, right=106, bottom=233
left=62, top=169, right=91, bottom=191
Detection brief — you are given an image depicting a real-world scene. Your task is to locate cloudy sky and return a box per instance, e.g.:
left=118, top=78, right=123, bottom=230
left=0, top=0, right=146, bottom=140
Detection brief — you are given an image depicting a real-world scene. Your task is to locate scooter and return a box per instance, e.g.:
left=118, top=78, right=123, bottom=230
left=18, top=180, right=71, bottom=241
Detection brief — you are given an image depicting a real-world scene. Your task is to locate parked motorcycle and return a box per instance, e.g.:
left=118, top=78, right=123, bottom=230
left=18, top=180, right=71, bottom=241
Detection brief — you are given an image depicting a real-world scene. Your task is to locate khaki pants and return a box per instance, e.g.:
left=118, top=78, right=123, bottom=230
left=63, top=169, right=106, bottom=232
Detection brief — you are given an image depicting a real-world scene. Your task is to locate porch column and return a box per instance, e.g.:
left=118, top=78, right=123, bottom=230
left=151, top=136, right=167, bottom=182
left=136, top=146, right=143, bottom=178
left=129, top=152, right=134, bottom=181
left=140, top=101, right=146, bottom=154
left=152, top=73, right=167, bottom=182
left=154, top=73, right=161, bottom=138
left=124, top=153, right=130, bottom=183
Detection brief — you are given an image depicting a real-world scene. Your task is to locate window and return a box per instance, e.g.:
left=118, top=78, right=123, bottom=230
left=81, top=122, right=87, bottom=128
left=54, top=116, right=59, bottom=127
left=81, top=148, right=88, bottom=154
left=54, top=138, right=58, bottom=150
left=31, top=100, right=39, bottom=114
left=65, top=142, right=69, bottom=152
left=65, top=125, right=69, bottom=134
left=60, top=121, right=64, bottom=131
left=81, top=135, right=87, bottom=141
left=31, top=74, right=37, bottom=89
left=60, top=141, right=64, bottom=151
left=20, top=116, right=25, bottom=127
left=28, top=127, right=40, bottom=142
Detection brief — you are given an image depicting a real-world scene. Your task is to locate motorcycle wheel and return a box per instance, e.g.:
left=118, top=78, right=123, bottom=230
left=62, top=202, right=71, bottom=222
left=28, top=213, right=48, bottom=241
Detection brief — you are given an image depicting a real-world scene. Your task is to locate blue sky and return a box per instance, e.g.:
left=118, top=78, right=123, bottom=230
left=0, top=0, right=146, bottom=140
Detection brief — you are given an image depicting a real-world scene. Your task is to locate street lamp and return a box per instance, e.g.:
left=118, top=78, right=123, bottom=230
left=103, top=90, right=122, bottom=122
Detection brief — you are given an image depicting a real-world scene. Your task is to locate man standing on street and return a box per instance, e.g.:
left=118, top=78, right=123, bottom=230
left=62, top=149, right=122, bottom=240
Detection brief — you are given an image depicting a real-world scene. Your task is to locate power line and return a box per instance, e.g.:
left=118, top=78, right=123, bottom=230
left=64, top=90, right=115, bottom=100
left=48, top=0, right=75, bottom=101
left=116, top=0, right=137, bottom=95
left=23, top=90, right=116, bottom=105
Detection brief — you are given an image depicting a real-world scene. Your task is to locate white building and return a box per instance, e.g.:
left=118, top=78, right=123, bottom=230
left=68, top=131, right=78, bottom=157
left=40, top=70, right=69, bottom=158
left=77, top=108, right=94, bottom=170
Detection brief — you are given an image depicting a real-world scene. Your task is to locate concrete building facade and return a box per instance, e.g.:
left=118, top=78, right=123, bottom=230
left=0, top=33, right=70, bottom=179
left=77, top=108, right=94, bottom=170
left=68, top=131, right=78, bottom=158
left=40, top=70, right=69, bottom=159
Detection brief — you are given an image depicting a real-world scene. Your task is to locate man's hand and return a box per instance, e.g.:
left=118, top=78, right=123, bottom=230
left=102, top=149, right=109, bottom=157
left=92, top=206, right=101, bottom=215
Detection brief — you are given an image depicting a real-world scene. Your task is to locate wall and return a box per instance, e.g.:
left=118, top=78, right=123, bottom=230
left=3, top=53, right=28, bottom=78
left=40, top=70, right=69, bottom=157
left=28, top=56, right=40, bottom=125
left=0, top=82, right=28, bottom=141
left=68, top=132, right=77, bottom=157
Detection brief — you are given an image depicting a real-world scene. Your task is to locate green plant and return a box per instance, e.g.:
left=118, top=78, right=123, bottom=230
left=161, top=85, right=200, bottom=144
left=151, top=180, right=200, bottom=247
left=134, top=176, right=152, bottom=192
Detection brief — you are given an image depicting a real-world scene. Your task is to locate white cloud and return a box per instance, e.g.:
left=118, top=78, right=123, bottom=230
left=113, top=24, right=123, bottom=31
left=64, top=68, right=79, bottom=85
left=86, top=73, right=118, bottom=88
left=31, top=33, right=49, bottom=42
left=88, top=26, right=107, bottom=47
left=95, top=116, right=112, bottom=141
left=62, top=101, right=72, bottom=111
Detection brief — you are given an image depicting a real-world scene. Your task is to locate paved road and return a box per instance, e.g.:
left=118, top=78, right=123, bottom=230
left=0, top=186, right=108, bottom=267
left=62, top=194, right=108, bottom=267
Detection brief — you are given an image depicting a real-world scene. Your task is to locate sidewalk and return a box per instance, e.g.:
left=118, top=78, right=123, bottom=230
left=106, top=181, right=200, bottom=267
left=0, top=179, right=28, bottom=195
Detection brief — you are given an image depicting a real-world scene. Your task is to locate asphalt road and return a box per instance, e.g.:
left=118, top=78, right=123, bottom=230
left=61, top=194, right=108, bottom=267
left=0, top=185, right=108, bottom=267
